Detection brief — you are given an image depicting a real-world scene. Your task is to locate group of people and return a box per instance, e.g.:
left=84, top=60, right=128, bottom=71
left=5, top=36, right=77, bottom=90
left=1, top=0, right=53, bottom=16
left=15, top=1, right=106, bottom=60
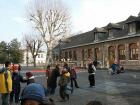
left=0, top=61, right=54, bottom=105
left=0, top=60, right=103, bottom=105
left=46, top=63, right=79, bottom=101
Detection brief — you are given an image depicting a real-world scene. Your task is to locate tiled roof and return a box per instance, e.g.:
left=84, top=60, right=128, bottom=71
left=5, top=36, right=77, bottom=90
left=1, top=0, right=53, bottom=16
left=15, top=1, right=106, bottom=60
left=125, top=15, right=140, bottom=23
left=63, top=31, right=94, bottom=48
left=93, top=27, right=107, bottom=33
left=53, top=15, right=140, bottom=51
left=106, top=23, right=122, bottom=29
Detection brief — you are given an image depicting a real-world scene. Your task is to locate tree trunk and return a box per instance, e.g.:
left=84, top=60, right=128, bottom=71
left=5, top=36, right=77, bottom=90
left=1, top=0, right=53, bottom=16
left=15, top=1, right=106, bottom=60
left=33, top=57, right=36, bottom=67
left=46, top=47, right=53, bottom=66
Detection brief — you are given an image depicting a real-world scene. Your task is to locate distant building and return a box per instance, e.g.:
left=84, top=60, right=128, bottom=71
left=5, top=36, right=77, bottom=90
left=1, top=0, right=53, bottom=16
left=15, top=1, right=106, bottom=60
left=53, top=14, right=140, bottom=70
left=22, top=49, right=46, bottom=66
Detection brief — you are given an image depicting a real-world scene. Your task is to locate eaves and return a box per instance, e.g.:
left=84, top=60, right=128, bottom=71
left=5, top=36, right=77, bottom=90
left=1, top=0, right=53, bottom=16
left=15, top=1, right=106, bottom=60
left=62, top=33, right=140, bottom=50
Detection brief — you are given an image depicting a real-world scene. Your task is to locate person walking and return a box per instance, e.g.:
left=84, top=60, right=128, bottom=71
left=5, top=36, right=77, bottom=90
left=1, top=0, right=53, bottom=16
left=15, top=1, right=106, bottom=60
left=47, top=64, right=60, bottom=95
left=0, top=61, right=12, bottom=105
left=88, top=60, right=96, bottom=87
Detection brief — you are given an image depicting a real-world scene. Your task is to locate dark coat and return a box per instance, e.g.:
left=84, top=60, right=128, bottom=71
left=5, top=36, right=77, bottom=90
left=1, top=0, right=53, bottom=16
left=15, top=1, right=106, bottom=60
left=12, top=72, right=26, bottom=93
left=70, top=69, right=77, bottom=79
left=47, top=67, right=60, bottom=88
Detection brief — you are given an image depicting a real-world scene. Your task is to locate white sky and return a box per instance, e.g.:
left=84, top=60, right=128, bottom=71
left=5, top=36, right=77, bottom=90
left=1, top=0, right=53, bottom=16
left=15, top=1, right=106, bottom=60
left=0, top=0, right=140, bottom=42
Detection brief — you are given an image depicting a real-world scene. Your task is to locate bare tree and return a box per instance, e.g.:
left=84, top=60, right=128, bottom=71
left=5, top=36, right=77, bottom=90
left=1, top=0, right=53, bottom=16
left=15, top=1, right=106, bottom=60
left=26, top=0, right=70, bottom=65
left=24, top=34, right=44, bottom=67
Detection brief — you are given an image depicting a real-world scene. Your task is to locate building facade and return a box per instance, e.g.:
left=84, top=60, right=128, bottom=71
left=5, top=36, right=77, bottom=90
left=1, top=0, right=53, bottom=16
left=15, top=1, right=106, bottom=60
left=53, top=14, right=140, bottom=70
left=22, top=49, right=46, bottom=66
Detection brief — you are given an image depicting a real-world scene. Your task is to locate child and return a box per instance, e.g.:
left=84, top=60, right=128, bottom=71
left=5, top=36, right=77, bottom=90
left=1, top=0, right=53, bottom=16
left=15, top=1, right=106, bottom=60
left=0, top=61, right=12, bottom=105
left=70, top=65, right=79, bottom=88
left=58, top=68, right=70, bottom=101
left=10, top=69, right=27, bottom=104
left=20, top=83, right=55, bottom=105
left=25, top=72, right=35, bottom=85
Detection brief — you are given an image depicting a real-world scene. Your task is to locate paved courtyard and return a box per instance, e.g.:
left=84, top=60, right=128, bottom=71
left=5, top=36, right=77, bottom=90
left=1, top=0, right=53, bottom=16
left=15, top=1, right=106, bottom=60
left=0, top=69, right=140, bottom=105
left=34, top=69, right=140, bottom=105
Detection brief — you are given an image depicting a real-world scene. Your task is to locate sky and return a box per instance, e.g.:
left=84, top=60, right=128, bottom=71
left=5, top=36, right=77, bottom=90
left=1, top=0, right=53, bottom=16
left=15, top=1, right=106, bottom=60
left=0, top=0, right=140, bottom=42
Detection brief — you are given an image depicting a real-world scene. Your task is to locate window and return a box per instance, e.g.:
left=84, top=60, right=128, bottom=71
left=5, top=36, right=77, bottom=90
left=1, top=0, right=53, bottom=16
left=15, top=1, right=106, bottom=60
left=65, top=52, right=68, bottom=60
left=73, top=50, right=77, bottom=60
left=38, top=54, right=40, bottom=58
left=129, top=43, right=138, bottom=60
left=108, top=46, right=115, bottom=66
left=118, top=45, right=125, bottom=60
left=69, top=51, right=72, bottom=59
left=94, top=33, right=98, bottom=41
left=81, top=49, right=84, bottom=60
left=88, top=49, right=92, bottom=58
left=41, top=54, right=43, bottom=58
left=129, top=23, right=136, bottom=34
left=108, top=29, right=113, bottom=37
left=95, top=48, right=100, bottom=60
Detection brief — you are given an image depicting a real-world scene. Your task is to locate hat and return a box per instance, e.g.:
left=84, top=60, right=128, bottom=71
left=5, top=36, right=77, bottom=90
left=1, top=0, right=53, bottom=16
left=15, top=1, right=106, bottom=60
left=20, top=83, right=46, bottom=104
left=26, top=72, right=33, bottom=78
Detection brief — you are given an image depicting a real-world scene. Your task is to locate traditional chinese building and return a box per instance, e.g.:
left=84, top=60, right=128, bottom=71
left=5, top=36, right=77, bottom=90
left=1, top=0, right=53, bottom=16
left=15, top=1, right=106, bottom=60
left=53, top=14, right=140, bottom=70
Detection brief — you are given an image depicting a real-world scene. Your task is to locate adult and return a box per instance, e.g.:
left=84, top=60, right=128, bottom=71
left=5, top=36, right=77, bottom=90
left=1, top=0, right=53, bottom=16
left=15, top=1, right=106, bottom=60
left=46, top=65, right=51, bottom=87
left=88, top=60, right=96, bottom=87
left=0, top=61, right=12, bottom=105
left=46, top=65, right=51, bottom=77
left=47, top=64, right=60, bottom=95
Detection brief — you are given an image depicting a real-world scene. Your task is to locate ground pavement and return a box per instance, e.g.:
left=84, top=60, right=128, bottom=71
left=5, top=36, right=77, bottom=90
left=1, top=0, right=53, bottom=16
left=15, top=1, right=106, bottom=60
left=0, top=68, right=140, bottom=105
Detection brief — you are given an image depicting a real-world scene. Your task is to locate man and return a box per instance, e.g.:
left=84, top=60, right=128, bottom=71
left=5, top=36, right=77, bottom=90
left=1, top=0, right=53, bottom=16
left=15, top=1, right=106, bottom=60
left=47, top=64, right=60, bottom=95
left=0, top=61, right=12, bottom=105
left=88, top=60, right=96, bottom=87
left=20, top=83, right=55, bottom=105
